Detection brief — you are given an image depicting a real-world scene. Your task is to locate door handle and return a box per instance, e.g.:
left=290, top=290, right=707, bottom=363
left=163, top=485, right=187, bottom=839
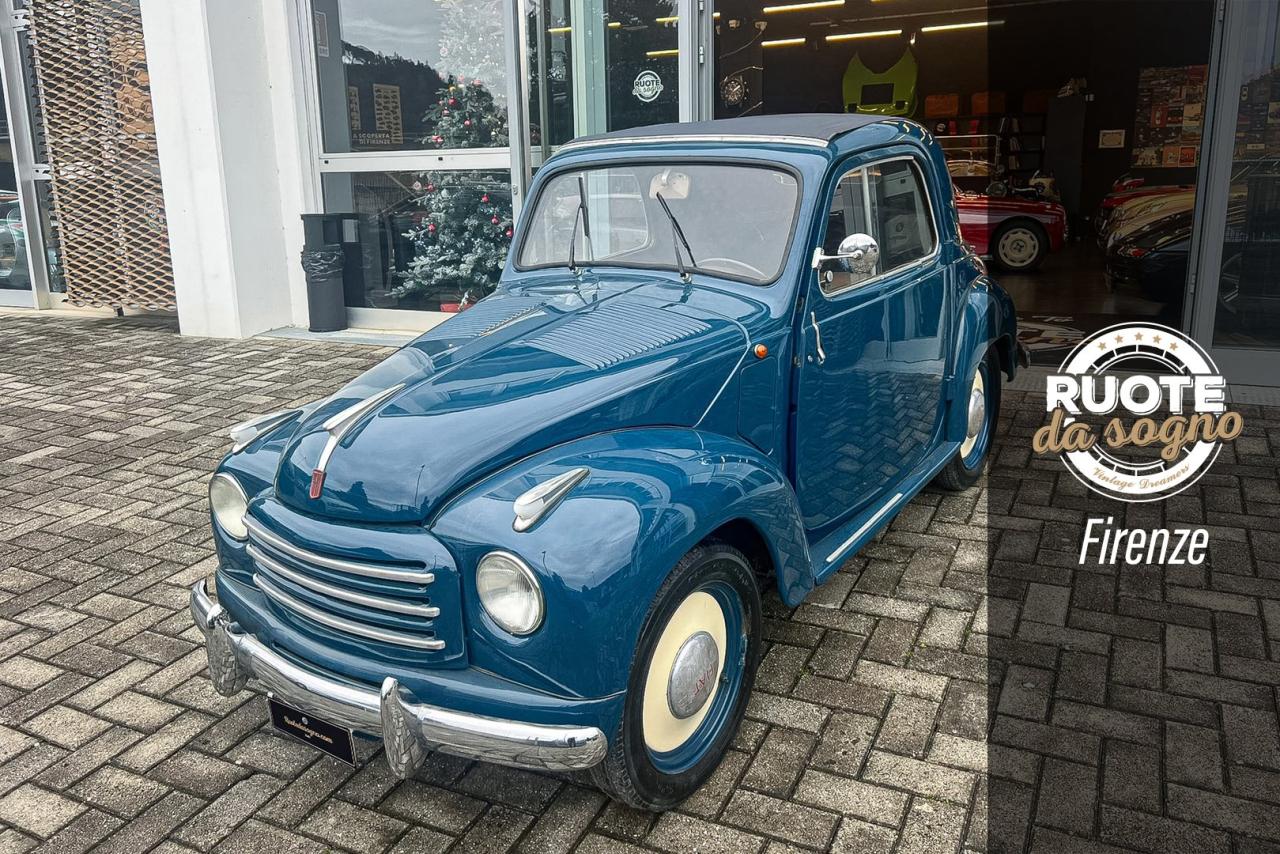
left=810, top=312, right=826, bottom=365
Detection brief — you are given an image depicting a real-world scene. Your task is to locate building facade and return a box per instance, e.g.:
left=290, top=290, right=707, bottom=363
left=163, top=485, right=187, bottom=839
left=0, top=0, right=1277, bottom=387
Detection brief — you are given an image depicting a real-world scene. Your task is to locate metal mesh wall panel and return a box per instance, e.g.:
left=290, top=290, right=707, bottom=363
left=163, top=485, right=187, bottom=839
left=28, top=0, right=175, bottom=309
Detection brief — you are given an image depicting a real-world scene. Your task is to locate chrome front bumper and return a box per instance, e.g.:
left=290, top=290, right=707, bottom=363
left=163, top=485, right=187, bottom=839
left=189, top=581, right=607, bottom=776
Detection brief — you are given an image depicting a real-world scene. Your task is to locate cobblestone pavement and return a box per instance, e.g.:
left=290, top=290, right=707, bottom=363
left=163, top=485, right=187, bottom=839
left=0, top=312, right=1277, bottom=853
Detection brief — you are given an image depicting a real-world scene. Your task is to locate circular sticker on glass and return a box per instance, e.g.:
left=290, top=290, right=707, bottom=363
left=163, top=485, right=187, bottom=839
left=1033, top=322, right=1243, bottom=502
left=633, top=70, right=664, bottom=103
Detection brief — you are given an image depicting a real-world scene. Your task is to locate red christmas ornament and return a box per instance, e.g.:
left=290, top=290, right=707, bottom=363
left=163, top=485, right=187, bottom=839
left=481, top=194, right=489, bottom=203
left=505, top=228, right=513, bottom=238
left=427, top=223, right=436, bottom=233
left=491, top=216, right=499, bottom=224
left=449, top=98, right=457, bottom=106
left=464, top=119, right=472, bottom=127
left=442, top=109, right=450, bottom=116
left=426, top=184, right=435, bottom=192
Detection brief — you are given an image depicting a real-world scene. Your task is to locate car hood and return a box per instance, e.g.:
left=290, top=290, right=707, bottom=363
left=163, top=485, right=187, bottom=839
left=273, top=277, right=752, bottom=523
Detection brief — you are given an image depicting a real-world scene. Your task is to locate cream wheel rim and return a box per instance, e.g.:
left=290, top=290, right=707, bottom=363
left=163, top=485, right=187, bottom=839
left=641, top=591, right=727, bottom=754
left=960, top=366, right=985, bottom=459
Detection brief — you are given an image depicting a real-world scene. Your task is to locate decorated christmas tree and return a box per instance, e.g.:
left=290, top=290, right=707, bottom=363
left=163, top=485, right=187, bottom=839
left=393, top=0, right=513, bottom=308
left=394, top=78, right=513, bottom=307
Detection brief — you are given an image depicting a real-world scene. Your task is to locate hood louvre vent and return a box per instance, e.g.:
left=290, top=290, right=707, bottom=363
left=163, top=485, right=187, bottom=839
left=419, top=298, right=546, bottom=341
left=527, top=303, right=711, bottom=370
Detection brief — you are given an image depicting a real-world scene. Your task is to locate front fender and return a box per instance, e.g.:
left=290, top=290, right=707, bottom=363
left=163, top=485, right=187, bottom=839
left=429, top=428, right=812, bottom=700
left=946, top=275, right=1019, bottom=443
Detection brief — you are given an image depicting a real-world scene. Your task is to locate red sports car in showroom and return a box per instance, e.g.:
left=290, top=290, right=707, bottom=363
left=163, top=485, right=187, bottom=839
left=954, top=190, right=1067, bottom=272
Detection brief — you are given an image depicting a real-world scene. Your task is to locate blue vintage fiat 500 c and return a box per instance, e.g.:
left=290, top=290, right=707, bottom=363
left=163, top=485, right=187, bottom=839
left=193, top=114, right=1023, bottom=810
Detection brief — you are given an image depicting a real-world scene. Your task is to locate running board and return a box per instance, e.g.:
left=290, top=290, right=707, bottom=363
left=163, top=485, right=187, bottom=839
left=810, top=441, right=961, bottom=584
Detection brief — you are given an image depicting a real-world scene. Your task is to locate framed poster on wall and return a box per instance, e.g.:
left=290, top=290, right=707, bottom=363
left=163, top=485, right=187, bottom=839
left=1132, top=65, right=1207, bottom=167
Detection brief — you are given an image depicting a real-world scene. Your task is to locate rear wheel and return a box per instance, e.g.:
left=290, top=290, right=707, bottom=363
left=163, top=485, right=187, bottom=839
left=992, top=221, right=1048, bottom=272
left=936, top=348, right=1000, bottom=491
left=591, top=542, right=761, bottom=811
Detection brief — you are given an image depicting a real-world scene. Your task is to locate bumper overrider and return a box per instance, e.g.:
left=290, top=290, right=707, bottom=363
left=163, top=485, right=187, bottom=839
left=189, top=581, right=608, bottom=776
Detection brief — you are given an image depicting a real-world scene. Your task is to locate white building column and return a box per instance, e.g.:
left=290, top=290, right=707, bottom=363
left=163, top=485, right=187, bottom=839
left=139, top=0, right=313, bottom=338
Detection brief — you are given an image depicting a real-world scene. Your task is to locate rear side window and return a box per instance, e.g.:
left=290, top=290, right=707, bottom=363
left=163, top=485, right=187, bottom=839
left=820, top=158, right=936, bottom=294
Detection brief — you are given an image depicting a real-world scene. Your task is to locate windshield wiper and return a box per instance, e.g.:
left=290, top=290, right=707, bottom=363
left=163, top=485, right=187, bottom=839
left=567, top=174, right=592, bottom=275
left=655, top=191, right=696, bottom=283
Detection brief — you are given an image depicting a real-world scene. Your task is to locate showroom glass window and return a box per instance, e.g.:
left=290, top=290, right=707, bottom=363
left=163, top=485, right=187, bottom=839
left=311, top=0, right=509, bottom=152
left=309, top=1, right=515, bottom=313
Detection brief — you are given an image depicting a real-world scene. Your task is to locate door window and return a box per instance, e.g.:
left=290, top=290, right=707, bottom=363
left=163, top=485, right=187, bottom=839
left=821, top=158, right=935, bottom=294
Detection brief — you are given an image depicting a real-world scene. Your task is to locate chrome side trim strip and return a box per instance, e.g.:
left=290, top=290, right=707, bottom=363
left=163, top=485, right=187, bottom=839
left=825, top=491, right=905, bottom=563
left=255, top=573, right=447, bottom=651
left=244, top=517, right=434, bottom=585
left=248, top=544, right=441, bottom=619
left=558, top=133, right=831, bottom=152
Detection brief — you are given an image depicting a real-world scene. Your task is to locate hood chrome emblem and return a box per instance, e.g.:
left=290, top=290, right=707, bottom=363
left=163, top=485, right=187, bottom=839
left=309, top=383, right=406, bottom=499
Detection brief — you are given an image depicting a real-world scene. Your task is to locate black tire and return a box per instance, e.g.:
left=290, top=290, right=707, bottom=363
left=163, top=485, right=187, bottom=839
left=991, top=220, right=1048, bottom=272
left=590, top=542, right=762, bottom=811
left=936, top=348, right=1001, bottom=491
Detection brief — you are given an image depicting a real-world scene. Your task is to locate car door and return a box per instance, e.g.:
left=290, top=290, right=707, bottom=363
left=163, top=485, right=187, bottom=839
left=792, top=153, right=949, bottom=533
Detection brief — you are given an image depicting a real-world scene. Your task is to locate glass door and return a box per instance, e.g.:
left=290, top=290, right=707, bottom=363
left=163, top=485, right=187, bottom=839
left=519, top=0, right=707, bottom=173
left=0, top=0, right=54, bottom=308
left=1188, top=0, right=1280, bottom=386
left=304, top=0, right=518, bottom=324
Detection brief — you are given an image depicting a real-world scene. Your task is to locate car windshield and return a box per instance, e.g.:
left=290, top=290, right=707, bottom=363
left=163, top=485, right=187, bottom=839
left=517, top=163, right=800, bottom=285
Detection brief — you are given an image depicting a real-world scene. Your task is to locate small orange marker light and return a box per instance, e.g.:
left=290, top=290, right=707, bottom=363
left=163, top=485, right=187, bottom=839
left=753, top=343, right=769, bottom=359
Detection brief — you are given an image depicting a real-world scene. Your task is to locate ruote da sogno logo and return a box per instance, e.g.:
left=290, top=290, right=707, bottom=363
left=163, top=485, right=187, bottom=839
left=1032, top=322, right=1243, bottom=502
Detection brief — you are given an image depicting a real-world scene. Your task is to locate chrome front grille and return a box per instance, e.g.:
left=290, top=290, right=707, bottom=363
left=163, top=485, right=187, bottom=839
left=244, top=516, right=447, bottom=652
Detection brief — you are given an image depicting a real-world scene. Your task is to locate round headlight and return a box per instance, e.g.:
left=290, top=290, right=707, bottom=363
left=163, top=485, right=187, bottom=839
left=209, top=473, right=249, bottom=540
left=476, top=551, right=544, bottom=635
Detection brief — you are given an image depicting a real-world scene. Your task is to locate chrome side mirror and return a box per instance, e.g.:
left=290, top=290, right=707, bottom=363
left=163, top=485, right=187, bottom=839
left=811, top=232, right=880, bottom=276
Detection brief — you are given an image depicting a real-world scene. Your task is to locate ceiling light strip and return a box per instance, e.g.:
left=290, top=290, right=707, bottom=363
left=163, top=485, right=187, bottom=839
left=825, top=28, right=902, bottom=41
left=763, top=0, right=844, bottom=14
left=762, top=37, right=808, bottom=47
left=920, top=19, right=1002, bottom=32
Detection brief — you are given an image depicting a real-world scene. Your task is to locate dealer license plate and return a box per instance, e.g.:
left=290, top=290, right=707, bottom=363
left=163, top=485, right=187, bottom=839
left=267, top=695, right=356, bottom=766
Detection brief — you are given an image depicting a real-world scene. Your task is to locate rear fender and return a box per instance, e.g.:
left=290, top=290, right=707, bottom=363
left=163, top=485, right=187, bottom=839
left=430, top=428, right=812, bottom=699
left=946, top=276, right=1019, bottom=444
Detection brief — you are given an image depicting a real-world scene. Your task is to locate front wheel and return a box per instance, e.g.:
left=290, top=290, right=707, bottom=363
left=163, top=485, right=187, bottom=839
left=591, top=542, right=761, bottom=811
left=936, top=348, right=1001, bottom=491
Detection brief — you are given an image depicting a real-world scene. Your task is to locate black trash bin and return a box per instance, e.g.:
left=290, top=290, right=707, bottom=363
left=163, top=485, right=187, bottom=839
left=301, top=243, right=346, bottom=332
left=300, top=214, right=363, bottom=332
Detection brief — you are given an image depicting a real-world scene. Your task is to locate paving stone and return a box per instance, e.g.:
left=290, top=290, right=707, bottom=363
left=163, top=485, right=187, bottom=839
left=792, top=769, right=908, bottom=826
left=1166, top=722, right=1224, bottom=791
left=647, top=811, right=765, bottom=854
left=213, top=818, right=330, bottom=854
left=1035, top=757, right=1097, bottom=835
left=0, top=783, right=85, bottom=838
left=298, top=798, right=407, bottom=854
left=722, top=789, right=838, bottom=849
left=741, top=727, right=814, bottom=795
left=896, top=797, right=967, bottom=854
left=20, top=706, right=110, bottom=750
left=172, top=773, right=282, bottom=851
left=378, top=780, right=486, bottom=834
left=516, top=785, right=604, bottom=854
left=829, top=817, right=896, bottom=853
left=1102, top=740, right=1161, bottom=813
left=70, top=765, right=169, bottom=818
left=863, top=751, right=976, bottom=804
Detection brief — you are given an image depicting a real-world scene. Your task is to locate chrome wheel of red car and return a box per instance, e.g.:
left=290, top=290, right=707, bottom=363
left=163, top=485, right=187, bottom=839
left=993, top=222, right=1048, bottom=272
